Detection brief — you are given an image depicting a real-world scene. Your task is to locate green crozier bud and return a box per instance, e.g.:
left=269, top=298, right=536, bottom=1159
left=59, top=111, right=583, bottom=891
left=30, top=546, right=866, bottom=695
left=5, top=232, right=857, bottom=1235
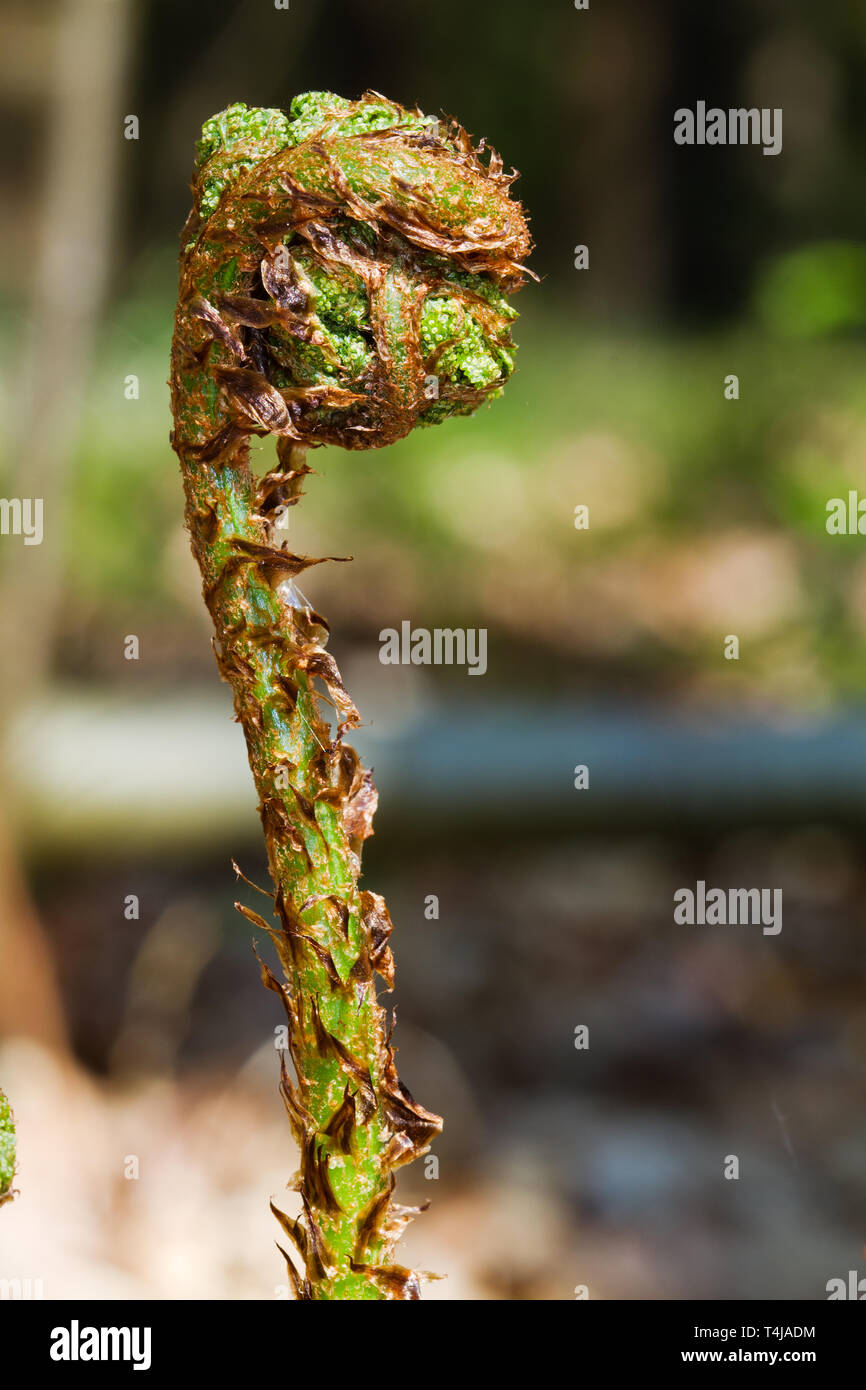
left=0, top=1090, right=15, bottom=1206
left=183, top=91, right=530, bottom=442
left=171, top=90, right=531, bottom=1300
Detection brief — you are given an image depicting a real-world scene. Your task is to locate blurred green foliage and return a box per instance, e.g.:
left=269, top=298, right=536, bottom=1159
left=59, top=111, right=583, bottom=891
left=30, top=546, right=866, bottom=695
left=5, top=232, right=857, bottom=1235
left=756, top=243, right=866, bottom=338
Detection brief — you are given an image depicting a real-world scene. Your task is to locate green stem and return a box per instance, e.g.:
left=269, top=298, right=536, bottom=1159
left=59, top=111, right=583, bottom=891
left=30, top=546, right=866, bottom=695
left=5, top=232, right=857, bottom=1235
left=174, top=429, right=440, bottom=1298
left=0, top=1089, right=15, bottom=1207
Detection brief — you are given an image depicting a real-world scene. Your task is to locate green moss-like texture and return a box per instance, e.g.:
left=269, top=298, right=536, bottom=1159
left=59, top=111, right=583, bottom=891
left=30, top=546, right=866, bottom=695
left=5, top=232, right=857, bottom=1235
left=182, top=91, right=531, bottom=444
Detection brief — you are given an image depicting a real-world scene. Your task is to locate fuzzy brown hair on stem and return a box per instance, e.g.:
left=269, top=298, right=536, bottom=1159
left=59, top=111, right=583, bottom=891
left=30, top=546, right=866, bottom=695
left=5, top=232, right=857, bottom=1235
left=170, top=90, right=531, bottom=1301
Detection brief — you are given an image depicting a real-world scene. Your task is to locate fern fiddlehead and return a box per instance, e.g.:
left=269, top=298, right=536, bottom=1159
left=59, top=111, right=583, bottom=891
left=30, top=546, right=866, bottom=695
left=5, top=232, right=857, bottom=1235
left=170, top=90, right=530, bottom=1300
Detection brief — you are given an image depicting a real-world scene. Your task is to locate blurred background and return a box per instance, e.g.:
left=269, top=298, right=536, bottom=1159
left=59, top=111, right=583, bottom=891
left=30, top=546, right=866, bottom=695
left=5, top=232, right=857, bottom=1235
left=1, top=0, right=866, bottom=1300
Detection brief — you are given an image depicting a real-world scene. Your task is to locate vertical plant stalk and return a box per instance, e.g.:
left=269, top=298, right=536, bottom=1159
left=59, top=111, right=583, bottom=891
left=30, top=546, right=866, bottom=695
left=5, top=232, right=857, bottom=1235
left=170, top=92, right=530, bottom=1300
left=0, top=1090, right=15, bottom=1207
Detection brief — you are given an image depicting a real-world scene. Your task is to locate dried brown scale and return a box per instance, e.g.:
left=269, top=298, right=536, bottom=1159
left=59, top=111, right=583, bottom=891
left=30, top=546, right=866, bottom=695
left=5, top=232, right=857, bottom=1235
left=356, top=1181, right=396, bottom=1258
left=324, top=1085, right=357, bottom=1155
left=271, top=1198, right=309, bottom=1256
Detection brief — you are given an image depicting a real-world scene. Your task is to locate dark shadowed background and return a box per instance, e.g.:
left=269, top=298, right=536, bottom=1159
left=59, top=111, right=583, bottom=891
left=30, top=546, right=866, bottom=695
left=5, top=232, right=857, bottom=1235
left=1, top=0, right=866, bottom=1299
